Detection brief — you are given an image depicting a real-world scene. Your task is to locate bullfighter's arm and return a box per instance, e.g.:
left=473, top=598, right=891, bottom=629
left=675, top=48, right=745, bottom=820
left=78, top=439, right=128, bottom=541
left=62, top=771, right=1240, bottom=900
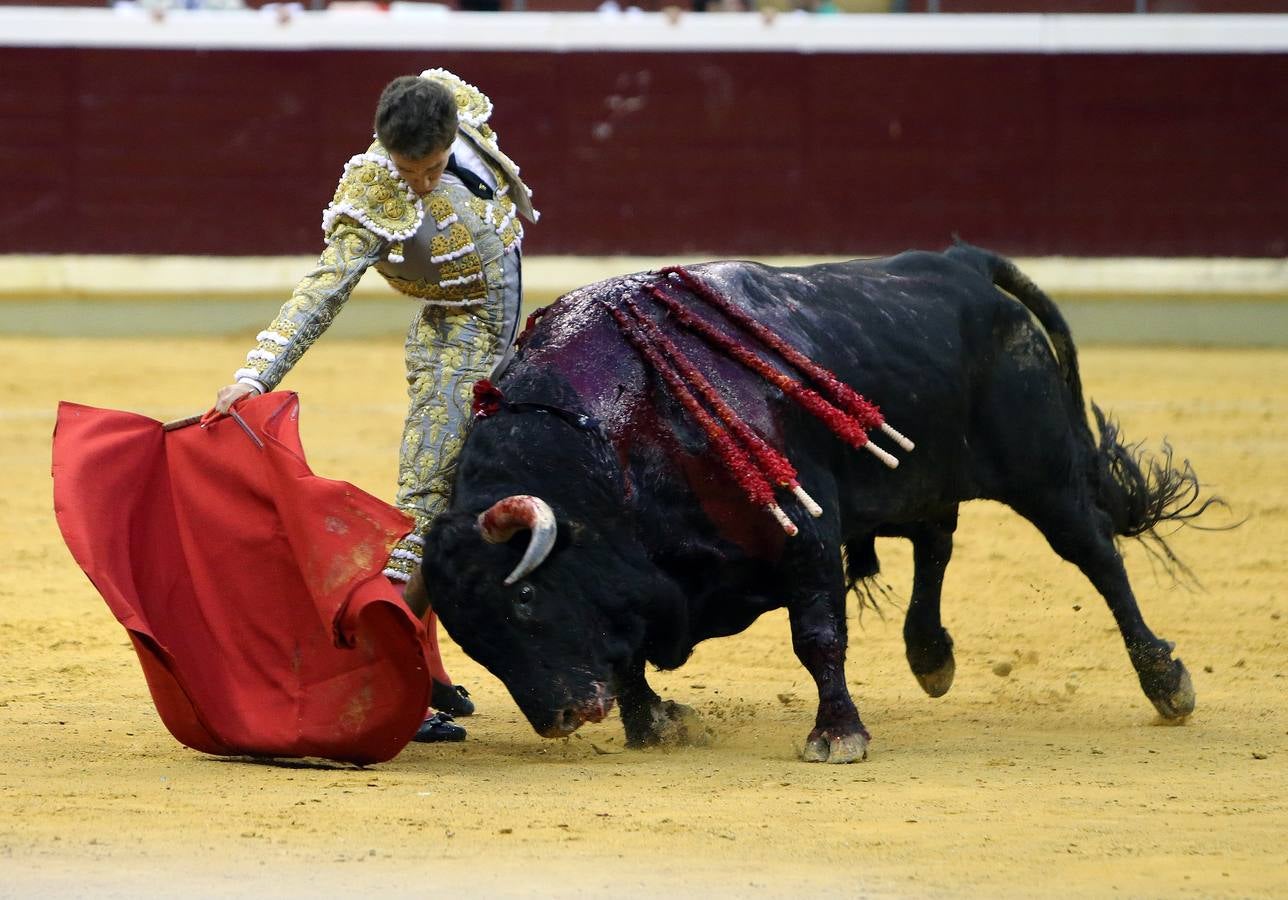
left=233, top=221, right=384, bottom=392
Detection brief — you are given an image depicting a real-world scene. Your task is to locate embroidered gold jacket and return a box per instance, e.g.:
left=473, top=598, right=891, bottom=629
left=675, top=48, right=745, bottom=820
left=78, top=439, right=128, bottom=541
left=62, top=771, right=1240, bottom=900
left=234, top=69, right=537, bottom=392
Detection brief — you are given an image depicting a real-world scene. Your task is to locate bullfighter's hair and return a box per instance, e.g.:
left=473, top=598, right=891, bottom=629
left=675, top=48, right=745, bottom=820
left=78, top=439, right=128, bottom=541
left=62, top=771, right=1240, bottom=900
left=374, top=76, right=459, bottom=159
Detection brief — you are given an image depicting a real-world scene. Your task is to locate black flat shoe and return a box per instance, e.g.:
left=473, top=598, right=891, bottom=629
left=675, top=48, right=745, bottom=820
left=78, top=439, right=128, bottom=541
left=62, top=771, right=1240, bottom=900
left=412, top=711, right=466, bottom=743
left=431, top=680, right=475, bottom=717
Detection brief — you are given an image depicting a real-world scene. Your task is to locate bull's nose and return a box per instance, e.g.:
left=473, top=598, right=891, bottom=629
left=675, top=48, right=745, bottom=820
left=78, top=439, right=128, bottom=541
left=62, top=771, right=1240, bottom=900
left=584, top=695, right=615, bottom=723
left=534, top=687, right=616, bottom=738
left=537, top=707, right=582, bottom=739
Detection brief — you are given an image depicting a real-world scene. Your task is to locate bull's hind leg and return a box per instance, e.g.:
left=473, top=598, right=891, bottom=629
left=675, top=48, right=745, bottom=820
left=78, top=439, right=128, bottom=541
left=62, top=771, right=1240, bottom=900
left=1020, top=497, right=1195, bottom=720
left=787, top=538, right=869, bottom=764
left=901, top=516, right=958, bottom=698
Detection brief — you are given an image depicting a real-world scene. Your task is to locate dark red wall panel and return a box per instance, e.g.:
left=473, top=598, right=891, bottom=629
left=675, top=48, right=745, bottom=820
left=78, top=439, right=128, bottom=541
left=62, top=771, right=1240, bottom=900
left=1, top=47, right=1284, bottom=257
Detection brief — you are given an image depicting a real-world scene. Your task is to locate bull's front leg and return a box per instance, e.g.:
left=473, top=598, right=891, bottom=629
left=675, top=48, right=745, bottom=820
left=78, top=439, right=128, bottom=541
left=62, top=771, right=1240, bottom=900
left=789, top=585, right=869, bottom=764
left=615, top=655, right=706, bottom=748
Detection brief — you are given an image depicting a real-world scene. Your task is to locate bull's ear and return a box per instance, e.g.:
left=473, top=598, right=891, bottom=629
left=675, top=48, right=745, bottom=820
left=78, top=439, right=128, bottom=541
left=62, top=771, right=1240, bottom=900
left=565, top=520, right=588, bottom=547
left=554, top=518, right=601, bottom=557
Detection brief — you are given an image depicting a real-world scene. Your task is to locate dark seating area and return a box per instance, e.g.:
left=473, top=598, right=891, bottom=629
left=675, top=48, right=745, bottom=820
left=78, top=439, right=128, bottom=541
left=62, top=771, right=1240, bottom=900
left=898, top=1, right=1287, bottom=12
left=0, top=0, right=1283, bottom=9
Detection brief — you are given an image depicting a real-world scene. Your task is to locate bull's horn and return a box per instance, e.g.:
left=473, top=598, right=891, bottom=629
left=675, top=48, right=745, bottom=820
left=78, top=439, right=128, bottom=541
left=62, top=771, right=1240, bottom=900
left=477, top=495, right=558, bottom=586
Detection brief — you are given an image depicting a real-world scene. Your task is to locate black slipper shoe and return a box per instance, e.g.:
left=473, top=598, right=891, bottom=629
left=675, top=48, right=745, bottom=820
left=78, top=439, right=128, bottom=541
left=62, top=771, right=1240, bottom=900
left=412, top=711, right=466, bottom=743
left=431, top=681, right=475, bottom=717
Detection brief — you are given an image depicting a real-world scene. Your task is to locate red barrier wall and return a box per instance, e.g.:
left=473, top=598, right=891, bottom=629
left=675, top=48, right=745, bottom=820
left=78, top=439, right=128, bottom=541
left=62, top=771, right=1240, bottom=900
left=2, top=47, right=1285, bottom=257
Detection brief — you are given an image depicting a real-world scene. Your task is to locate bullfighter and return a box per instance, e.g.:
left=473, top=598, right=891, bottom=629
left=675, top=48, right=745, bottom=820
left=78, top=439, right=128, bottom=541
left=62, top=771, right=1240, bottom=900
left=213, top=68, right=538, bottom=742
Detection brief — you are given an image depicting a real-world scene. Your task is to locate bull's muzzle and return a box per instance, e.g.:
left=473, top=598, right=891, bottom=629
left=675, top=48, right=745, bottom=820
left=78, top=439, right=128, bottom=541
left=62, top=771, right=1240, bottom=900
left=538, top=689, right=616, bottom=738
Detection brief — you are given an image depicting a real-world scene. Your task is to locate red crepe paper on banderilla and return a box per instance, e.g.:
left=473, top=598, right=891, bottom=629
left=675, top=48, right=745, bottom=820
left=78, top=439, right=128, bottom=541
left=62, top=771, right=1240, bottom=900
left=51, top=392, right=432, bottom=765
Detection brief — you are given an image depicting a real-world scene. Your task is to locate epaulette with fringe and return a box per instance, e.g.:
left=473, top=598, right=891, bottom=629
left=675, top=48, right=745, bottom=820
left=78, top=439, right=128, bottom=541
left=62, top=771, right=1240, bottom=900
left=420, top=67, right=493, bottom=129
left=421, top=67, right=537, bottom=224
left=321, top=152, right=424, bottom=264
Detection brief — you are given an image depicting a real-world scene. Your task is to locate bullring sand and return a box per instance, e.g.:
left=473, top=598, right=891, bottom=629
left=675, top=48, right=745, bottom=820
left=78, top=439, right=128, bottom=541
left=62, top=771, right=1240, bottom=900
left=1, top=336, right=1285, bottom=897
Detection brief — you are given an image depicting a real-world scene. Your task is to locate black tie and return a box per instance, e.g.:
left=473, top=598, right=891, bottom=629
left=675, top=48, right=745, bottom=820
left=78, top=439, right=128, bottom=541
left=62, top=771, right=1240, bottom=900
left=445, top=154, right=494, bottom=201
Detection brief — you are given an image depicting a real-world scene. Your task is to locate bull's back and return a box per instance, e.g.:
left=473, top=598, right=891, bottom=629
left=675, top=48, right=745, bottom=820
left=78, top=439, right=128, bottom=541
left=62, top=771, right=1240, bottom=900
left=509, top=250, right=1063, bottom=532
left=694, top=252, right=1022, bottom=430
left=702, top=252, right=1004, bottom=379
left=682, top=253, right=1072, bottom=523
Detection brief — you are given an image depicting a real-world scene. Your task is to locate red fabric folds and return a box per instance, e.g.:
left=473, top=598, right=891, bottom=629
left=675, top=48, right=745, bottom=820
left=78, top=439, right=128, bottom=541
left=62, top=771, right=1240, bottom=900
left=51, top=392, right=430, bottom=765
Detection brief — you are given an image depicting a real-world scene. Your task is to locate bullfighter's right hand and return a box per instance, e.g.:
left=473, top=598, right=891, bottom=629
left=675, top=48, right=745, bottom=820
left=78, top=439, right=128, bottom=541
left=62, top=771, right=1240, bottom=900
left=214, top=381, right=262, bottom=414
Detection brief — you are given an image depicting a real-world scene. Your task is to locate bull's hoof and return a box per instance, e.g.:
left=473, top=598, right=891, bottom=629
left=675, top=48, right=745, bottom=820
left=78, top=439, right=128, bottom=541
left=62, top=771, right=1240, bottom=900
left=1132, top=642, right=1196, bottom=721
left=913, top=653, right=956, bottom=698
left=905, top=629, right=955, bottom=698
left=1145, top=658, right=1196, bottom=720
left=624, top=699, right=709, bottom=748
left=802, top=730, right=869, bottom=764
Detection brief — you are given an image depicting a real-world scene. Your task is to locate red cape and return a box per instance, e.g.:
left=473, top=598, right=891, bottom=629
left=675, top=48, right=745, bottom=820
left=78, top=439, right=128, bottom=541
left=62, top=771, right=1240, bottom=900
left=52, top=393, right=430, bottom=765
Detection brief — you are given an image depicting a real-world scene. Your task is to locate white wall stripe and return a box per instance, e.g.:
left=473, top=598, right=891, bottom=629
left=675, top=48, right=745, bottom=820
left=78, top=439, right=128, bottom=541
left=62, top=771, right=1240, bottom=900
left=2, top=9, right=1286, bottom=54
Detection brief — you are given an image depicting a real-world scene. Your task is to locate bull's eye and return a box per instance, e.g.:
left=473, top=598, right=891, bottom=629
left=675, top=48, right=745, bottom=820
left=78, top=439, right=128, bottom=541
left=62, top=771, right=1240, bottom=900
left=512, top=583, right=537, bottom=625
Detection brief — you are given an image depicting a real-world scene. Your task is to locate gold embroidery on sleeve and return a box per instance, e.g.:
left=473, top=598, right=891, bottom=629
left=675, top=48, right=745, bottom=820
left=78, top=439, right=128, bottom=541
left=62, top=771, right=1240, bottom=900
left=233, top=223, right=382, bottom=390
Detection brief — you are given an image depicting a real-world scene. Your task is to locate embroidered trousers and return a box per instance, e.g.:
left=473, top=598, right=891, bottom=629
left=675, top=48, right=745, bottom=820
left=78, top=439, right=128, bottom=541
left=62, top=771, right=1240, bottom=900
left=383, top=252, right=521, bottom=581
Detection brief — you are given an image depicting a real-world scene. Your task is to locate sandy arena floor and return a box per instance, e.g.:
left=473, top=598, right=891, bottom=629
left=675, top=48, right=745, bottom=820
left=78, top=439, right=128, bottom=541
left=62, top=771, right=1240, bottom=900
left=1, top=335, right=1285, bottom=898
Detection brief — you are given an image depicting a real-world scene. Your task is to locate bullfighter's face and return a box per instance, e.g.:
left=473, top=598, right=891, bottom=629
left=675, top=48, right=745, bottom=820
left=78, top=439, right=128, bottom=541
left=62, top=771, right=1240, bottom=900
left=390, top=146, right=451, bottom=197
left=423, top=509, right=683, bottom=739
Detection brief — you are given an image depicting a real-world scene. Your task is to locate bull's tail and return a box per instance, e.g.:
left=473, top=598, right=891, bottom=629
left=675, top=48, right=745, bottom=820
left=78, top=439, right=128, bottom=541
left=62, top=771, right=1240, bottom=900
left=944, top=241, right=1086, bottom=411
left=945, top=241, right=1220, bottom=554
left=1089, top=405, right=1217, bottom=543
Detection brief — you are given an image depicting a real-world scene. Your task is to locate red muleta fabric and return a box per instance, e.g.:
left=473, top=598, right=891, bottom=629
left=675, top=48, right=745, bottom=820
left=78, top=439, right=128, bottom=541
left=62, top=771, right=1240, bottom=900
left=51, top=392, right=430, bottom=765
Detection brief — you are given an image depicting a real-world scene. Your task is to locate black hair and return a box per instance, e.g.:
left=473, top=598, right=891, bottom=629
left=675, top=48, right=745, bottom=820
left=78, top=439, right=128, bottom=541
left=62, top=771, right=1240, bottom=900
left=373, top=76, right=459, bottom=159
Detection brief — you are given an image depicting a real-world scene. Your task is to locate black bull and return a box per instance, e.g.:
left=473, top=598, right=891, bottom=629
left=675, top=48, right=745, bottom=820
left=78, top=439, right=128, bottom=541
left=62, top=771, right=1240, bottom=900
left=422, top=244, right=1211, bottom=763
